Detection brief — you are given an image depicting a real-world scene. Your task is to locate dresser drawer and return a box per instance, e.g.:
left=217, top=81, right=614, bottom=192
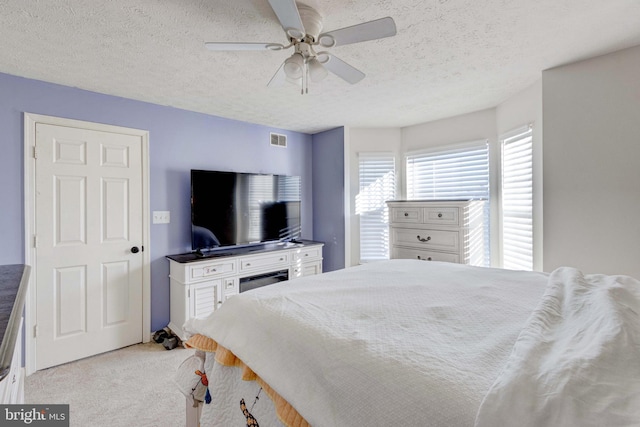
left=390, top=207, right=421, bottom=223
left=392, top=228, right=459, bottom=252
left=423, top=207, right=459, bottom=225
left=240, top=252, right=289, bottom=272
left=189, top=260, right=236, bottom=280
left=392, top=247, right=460, bottom=263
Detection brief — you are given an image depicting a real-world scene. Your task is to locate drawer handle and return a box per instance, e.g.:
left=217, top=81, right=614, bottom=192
left=280, top=258, right=284, bottom=261
left=417, top=235, right=431, bottom=243
left=438, top=213, right=443, bottom=218
left=304, top=253, right=309, bottom=257
left=245, top=263, right=251, bottom=267
left=417, top=256, right=433, bottom=261
left=404, top=212, right=409, bottom=217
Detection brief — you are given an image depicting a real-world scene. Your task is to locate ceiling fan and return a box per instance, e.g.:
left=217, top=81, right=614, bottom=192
left=204, top=0, right=397, bottom=94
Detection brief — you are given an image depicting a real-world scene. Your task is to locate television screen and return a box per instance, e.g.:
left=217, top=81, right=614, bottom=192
left=191, top=170, right=301, bottom=251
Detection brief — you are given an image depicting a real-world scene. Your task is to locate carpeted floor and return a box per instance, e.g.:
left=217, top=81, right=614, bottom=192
left=25, top=342, right=193, bottom=427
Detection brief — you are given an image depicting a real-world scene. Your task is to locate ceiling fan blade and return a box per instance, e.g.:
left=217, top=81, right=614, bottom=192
left=267, top=0, right=306, bottom=39
left=267, top=62, right=287, bottom=87
left=205, top=42, right=285, bottom=51
left=322, top=54, right=365, bottom=84
left=318, top=17, right=396, bottom=47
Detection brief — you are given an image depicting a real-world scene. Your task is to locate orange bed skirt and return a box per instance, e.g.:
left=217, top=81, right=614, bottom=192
left=185, top=334, right=310, bottom=427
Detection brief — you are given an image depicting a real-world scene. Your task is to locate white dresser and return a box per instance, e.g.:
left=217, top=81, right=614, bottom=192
left=167, top=241, right=323, bottom=340
left=386, top=200, right=487, bottom=266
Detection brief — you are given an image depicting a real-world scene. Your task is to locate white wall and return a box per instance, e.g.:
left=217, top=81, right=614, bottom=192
left=542, top=45, right=640, bottom=278
left=402, top=108, right=497, bottom=155
left=345, top=127, right=402, bottom=266
left=496, top=80, right=543, bottom=271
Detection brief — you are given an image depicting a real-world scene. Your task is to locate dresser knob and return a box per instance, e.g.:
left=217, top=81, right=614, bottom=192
left=404, top=212, right=409, bottom=217
left=417, top=235, right=431, bottom=243
left=438, top=213, right=443, bottom=218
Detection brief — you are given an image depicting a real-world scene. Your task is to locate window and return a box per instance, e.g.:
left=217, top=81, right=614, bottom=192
left=356, top=153, right=396, bottom=262
left=405, top=141, right=490, bottom=265
left=501, top=126, right=533, bottom=270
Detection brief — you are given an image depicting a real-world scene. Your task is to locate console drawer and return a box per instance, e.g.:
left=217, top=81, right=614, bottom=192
left=239, top=252, right=289, bottom=272
left=189, top=260, right=236, bottom=280
left=293, top=245, right=322, bottom=262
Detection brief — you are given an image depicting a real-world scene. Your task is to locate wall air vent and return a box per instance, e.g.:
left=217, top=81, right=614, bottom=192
left=270, top=132, right=287, bottom=148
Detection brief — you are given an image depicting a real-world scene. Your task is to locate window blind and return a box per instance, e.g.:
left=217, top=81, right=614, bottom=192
left=406, top=142, right=490, bottom=200
left=356, top=153, right=396, bottom=262
left=405, top=141, right=490, bottom=265
left=501, top=126, right=533, bottom=270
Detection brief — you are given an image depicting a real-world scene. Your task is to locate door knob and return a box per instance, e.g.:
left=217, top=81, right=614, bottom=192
left=131, top=246, right=140, bottom=254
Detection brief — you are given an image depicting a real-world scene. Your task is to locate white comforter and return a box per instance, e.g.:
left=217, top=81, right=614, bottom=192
left=475, top=267, right=640, bottom=427
left=186, top=260, right=550, bottom=426
left=186, top=260, right=640, bottom=426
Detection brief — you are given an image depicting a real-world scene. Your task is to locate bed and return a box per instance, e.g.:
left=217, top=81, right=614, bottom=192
left=177, top=259, right=640, bottom=427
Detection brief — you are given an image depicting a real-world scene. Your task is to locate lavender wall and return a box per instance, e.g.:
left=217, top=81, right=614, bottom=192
left=0, top=72, right=314, bottom=331
left=312, top=127, right=345, bottom=272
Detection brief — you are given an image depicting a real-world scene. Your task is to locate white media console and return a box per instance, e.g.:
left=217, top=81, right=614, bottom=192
left=167, top=240, right=324, bottom=340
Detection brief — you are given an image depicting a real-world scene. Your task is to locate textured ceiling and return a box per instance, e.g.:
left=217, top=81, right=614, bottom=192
left=1, top=0, right=640, bottom=134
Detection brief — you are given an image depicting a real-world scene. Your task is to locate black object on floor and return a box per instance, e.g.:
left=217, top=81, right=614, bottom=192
left=153, top=327, right=181, bottom=350
left=162, top=336, right=179, bottom=350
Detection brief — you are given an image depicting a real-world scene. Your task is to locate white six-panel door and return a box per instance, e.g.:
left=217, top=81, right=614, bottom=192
left=33, top=122, right=145, bottom=370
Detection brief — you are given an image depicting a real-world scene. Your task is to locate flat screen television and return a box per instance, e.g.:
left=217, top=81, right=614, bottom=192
left=190, top=169, right=302, bottom=252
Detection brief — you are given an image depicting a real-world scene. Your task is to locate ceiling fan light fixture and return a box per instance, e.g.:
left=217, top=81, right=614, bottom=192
left=308, top=58, right=328, bottom=82
left=284, top=53, right=305, bottom=79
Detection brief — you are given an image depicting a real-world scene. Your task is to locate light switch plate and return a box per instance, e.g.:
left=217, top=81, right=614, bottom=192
left=152, top=211, right=170, bottom=224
